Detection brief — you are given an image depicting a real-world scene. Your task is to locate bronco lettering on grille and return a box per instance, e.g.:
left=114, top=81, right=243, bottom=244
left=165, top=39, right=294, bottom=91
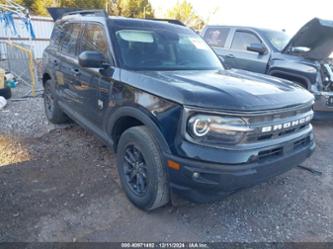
left=261, top=114, right=312, bottom=133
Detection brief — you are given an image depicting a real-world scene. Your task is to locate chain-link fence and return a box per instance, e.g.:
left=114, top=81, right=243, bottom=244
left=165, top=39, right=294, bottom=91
left=0, top=42, right=8, bottom=71
left=0, top=41, right=41, bottom=97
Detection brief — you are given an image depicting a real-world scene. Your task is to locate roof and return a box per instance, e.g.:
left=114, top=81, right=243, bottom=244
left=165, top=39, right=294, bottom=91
left=204, top=24, right=279, bottom=34
left=107, top=17, right=188, bottom=31
left=48, top=8, right=185, bottom=29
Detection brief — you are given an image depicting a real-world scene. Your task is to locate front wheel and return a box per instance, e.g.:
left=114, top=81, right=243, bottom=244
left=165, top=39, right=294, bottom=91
left=116, top=126, right=170, bottom=211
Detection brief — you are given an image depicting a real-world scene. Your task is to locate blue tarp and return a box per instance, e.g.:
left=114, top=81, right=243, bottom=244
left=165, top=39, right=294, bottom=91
left=24, top=15, right=36, bottom=39
left=0, top=11, right=36, bottom=39
left=0, top=12, right=18, bottom=36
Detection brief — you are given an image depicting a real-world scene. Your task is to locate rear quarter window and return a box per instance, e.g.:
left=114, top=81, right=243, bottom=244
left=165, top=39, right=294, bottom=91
left=50, top=22, right=64, bottom=48
left=204, top=27, right=230, bottom=48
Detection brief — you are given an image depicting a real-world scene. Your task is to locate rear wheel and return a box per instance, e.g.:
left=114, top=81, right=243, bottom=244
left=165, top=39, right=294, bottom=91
left=116, top=126, right=170, bottom=211
left=44, top=79, right=68, bottom=124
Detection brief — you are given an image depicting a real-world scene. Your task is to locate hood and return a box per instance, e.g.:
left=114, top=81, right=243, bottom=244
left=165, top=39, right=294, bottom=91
left=283, top=18, right=333, bottom=60
left=121, top=69, right=314, bottom=112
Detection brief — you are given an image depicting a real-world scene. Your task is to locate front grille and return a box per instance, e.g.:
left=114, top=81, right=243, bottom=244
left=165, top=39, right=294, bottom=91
left=294, top=136, right=310, bottom=150
left=258, top=147, right=283, bottom=161
left=247, top=124, right=308, bottom=142
left=256, top=135, right=311, bottom=162
left=244, top=104, right=313, bottom=143
left=247, top=104, right=312, bottom=123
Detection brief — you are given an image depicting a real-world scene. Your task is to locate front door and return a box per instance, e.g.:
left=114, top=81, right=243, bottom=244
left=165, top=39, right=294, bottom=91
left=227, top=30, right=270, bottom=73
left=76, top=22, right=114, bottom=128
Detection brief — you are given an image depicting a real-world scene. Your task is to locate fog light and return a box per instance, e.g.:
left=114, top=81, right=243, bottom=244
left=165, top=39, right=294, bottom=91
left=193, top=172, right=200, bottom=178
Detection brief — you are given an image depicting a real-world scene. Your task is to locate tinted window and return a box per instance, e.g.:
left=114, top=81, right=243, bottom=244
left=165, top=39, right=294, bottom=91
left=231, top=31, right=262, bottom=51
left=80, top=24, right=108, bottom=56
left=60, top=23, right=81, bottom=56
left=204, top=28, right=230, bottom=48
left=262, top=30, right=290, bottom=51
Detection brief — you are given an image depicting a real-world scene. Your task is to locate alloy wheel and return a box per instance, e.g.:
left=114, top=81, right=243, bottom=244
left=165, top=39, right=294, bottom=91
left=123, top=145, right=148, bottom=196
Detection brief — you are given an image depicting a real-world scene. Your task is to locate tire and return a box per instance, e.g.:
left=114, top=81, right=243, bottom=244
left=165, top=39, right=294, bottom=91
left=43, top=79, right=68, bottom=124
left=0, top=87, right=11, bottom=99
left=117, top=126, right=170, bottom=211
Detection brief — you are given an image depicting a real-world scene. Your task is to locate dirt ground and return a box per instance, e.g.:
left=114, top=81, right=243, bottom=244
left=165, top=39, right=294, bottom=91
left=0, top=85, right=332, bottom=242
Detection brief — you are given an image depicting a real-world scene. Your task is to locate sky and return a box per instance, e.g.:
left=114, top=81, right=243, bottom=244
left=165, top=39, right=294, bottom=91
left=150, top=0, right=333, bottom=35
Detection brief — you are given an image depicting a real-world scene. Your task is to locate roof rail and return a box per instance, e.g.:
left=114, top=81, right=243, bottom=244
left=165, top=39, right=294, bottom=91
left=145, top=18, right=185, bottom=26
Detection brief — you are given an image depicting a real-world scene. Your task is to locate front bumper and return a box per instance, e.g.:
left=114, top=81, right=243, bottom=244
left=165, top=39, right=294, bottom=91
left=166, top=130, right=315, bottom=203
left=313, top=91, right=333, bottom=120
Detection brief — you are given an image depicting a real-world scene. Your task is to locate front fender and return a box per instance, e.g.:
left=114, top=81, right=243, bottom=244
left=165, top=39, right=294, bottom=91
left=106, top=105, right=178, bottom=154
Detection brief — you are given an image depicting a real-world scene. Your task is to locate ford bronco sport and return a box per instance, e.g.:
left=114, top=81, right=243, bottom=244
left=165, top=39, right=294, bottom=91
left=202, top=18, right=333, bottom=120
left=42, top=9, right=315, bottom=211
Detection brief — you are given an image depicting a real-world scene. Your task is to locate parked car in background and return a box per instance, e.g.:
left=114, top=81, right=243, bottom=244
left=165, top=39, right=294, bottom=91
left=202, top=18, right=333, bottom=119
left=43, top=9, right=315, bottom=211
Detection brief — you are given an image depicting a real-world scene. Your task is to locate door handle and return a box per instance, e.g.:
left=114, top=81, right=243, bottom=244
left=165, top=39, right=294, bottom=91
left=225, top=54, right=235, bottom=58
left=71, top=68, right=81, bottom=76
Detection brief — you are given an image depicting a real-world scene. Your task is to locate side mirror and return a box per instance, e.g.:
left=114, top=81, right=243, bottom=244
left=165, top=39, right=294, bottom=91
left=79, top=51, right=106, bottom=68
left=247, top=43, right=267, bottom=55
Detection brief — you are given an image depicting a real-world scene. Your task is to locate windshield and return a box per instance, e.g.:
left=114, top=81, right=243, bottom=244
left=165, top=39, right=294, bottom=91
left=263, top=30, right=290, bottom=51
left=111, top=26, right=223, bottom=71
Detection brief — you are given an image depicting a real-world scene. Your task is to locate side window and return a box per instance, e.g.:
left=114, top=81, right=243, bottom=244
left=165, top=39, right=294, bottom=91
left=204, top=28, right=230, bottom=48
left=60, top=23, right=81, bottom=56
left=231, top=31, right=262, bottom=51
left=80, top=23, right=108, bottom=56
left=50, top=23, right=63, bottom=48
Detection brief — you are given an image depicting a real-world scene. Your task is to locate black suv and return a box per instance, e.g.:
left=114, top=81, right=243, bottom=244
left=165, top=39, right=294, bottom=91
left=202, top=18, right=333, bottom=120
left=42, top=9, right=315, bottom=211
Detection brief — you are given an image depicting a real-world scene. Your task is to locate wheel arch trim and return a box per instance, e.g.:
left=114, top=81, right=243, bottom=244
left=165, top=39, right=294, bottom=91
left=106, top=106, right=171, bottom=154
left=268, top=69, right=312, bottom=89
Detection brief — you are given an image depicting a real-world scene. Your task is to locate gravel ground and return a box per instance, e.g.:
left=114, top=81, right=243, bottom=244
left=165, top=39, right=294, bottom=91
left=0, top=85, right=332, bottom=242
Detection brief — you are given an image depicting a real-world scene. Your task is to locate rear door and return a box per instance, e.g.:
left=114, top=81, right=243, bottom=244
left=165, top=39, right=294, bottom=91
left=57, top=22, right=83, bottom=112
left=227, top=29, right=270, bottom=73
left=46, top=21, right=64, bottom=94
left=203, top=27, right=232, bottom=67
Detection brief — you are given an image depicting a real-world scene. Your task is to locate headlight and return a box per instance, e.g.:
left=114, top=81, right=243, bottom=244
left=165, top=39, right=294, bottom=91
left=187, top=114, right=252, bottom=145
